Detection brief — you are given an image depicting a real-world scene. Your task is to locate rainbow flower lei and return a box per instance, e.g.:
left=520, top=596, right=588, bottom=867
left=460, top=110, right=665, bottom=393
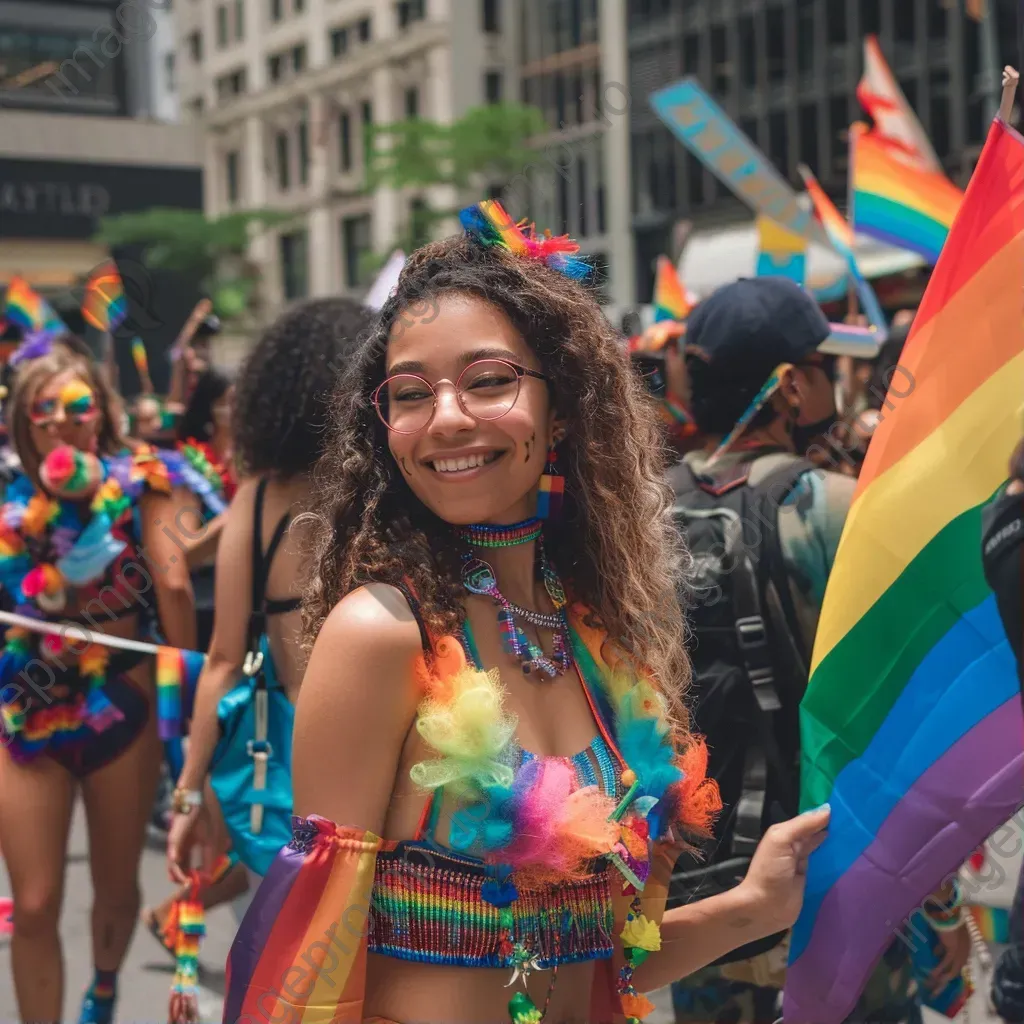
left=411, top=608, right=721, bottom=1023
left=0, top=444, right=225, bottom=745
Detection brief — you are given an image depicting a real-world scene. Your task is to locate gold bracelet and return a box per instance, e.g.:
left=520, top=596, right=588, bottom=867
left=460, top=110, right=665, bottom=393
left=171, top=788, right=203, bottom=815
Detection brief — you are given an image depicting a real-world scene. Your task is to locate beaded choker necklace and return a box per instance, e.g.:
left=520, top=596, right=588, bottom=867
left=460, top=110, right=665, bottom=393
left=461, top=542, right=572, bottom=678
left=457, top=517, right=542, bottom=548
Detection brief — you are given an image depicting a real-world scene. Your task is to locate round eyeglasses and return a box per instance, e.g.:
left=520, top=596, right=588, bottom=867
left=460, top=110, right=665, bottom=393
left=372, top=358, right=548, bottom=434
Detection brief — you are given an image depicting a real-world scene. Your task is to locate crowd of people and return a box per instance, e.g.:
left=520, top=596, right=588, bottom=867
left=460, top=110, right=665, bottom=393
left=0, top=191, right=1018, bottom=1024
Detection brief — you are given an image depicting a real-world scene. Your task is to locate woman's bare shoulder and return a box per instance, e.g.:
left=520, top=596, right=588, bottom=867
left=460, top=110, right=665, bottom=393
left=313, top=582, right=424, bottom=665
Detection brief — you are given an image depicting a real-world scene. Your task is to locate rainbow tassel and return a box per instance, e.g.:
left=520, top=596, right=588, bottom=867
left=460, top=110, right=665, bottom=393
left=169, top=880, right=205, bottom=1024
left=83, top=685, right=124, bottom=733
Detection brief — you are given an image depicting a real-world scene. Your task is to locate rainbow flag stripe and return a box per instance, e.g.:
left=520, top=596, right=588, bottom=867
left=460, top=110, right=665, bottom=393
left=783, top=118, right=1024, bottom=1024
left=81, top=260, right=128, bottom=332
left=223, top=816, right=382, bottom=1023
left=155, top=646, right=205, bottom=740
left=852, top=123, right=963, bottom=266
left=652, top=256, right=691, bottom=322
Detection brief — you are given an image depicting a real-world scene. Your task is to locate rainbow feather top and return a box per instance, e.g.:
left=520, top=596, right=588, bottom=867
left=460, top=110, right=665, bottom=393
left=460, top=200, right=592, bottom=280
left=410, top=603, right=719, bottom=887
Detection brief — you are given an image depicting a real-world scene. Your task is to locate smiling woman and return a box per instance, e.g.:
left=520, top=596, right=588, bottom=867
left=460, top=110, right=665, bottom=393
left=221, top=203, right=831, bottom=1024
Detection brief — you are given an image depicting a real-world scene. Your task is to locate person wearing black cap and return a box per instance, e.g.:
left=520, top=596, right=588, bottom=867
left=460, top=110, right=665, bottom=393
left=667, top=278, right=960, bottom=1024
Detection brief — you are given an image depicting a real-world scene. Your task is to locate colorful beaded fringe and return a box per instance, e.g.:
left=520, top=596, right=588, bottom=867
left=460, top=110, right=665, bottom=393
left=458, top=517, right=543, bottom=548
left=368, top=843, right=614, bottom=968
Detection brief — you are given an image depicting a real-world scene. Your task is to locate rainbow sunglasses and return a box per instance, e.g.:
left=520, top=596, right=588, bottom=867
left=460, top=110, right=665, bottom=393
left=29, top=379, right=99, bottom=428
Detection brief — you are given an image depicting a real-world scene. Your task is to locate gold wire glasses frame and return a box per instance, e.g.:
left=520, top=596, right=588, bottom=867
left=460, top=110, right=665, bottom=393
left=372, top=358, right=548, bottom=434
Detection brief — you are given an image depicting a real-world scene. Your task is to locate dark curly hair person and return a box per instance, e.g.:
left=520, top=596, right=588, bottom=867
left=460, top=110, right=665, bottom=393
left=165, top=297, right=375, bottom=908
left=213, top=208, right=830, bottom=1024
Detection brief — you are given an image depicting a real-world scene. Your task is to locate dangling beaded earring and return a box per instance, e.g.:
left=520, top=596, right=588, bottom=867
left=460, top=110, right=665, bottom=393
left=536, top=443, right=564, bottom=520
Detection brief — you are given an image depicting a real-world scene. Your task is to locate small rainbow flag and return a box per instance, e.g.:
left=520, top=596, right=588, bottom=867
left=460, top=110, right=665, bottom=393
left=82, top=260, right=128, bottom=332
left=3, top=277, right=66, bottom=337
left=799, top=164, right=889, bottom=332
left=652, top=256, right=692, bottom=322
left=783, top=117, right=1024, bottom=1024
left=851, top=123, right=964, bottom=266
left=156, top=647, right=205, bottom=740
left=223, top=818, right=382, bottom=1022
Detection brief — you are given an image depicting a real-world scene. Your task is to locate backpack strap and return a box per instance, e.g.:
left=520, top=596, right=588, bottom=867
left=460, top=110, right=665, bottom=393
left=720, top=457, right=814, bottom=859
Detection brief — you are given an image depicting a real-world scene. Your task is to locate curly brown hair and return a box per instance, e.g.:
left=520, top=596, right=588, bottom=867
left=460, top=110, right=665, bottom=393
left=304, top=236, right=693, bottom=731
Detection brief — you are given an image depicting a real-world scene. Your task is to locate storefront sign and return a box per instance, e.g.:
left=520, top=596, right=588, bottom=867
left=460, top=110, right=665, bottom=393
left=0, top=158, right=201, bottom=240
left=649, top=79, right=830, bottom=248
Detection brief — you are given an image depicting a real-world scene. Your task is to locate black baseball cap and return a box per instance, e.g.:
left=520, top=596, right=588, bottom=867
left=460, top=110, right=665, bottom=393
left=684, top=277, right=831, bottom=377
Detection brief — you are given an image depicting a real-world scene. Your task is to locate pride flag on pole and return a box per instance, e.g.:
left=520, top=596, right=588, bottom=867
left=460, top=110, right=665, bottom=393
left=783, top=117, right=1024, bottom=1024
left=798, top=164, right=888, bottom=334
left=3, top=277, right=66, bottom=337
left=851, top=123, right=964, bottom=266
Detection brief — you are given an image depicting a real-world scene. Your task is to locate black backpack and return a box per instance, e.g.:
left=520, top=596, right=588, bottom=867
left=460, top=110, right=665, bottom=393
left=666, top=453, right=814, bottom=962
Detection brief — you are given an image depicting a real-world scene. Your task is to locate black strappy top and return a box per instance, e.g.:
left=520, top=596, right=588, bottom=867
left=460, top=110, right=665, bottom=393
left=251, top=477, right=301, bottom=622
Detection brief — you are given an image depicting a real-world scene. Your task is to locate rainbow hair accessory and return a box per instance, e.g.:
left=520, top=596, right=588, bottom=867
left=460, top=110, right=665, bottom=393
left=460, top=200, right=592, bottom=280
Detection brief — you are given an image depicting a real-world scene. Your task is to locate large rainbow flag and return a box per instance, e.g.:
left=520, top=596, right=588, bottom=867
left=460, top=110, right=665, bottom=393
left=851, top=123, right=964, bottom=266
left=783, top=117, right=1024, bottom=1023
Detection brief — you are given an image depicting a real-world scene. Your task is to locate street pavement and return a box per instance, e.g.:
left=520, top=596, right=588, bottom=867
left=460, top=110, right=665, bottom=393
left=0, top=800, right=1007, bottom=1023
left=0, top=802, right=233, bottom=1024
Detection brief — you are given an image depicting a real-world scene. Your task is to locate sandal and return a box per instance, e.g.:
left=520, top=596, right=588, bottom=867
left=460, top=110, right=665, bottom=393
left=140, top=906, right=176, bottom=957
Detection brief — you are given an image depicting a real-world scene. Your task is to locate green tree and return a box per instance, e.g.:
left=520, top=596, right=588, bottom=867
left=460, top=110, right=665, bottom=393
left=94, top=208, right=292, bottom=321
left=362, top=102, right=547, bottom=267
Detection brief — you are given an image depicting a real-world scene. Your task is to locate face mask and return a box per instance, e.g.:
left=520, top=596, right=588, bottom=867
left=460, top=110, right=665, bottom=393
left=793, top=413, right=840, bottom=455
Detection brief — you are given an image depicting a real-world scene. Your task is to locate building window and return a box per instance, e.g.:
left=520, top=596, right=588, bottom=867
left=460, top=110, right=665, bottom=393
left=397, top=0, right=426, bottom=30
left=331, top=27, right=348, bottom=57
left=292, top=44, right=307, bottom=72
left=216, top=69, right=247, bottom=101
left=270, top=0, right=283, bottom=23
left=482, top=0, right=499, bottom=33
left=404, top=86, right=419, bottom=118
left=280, top=231, right=309, bottom=300
left=362, top=99, right=373, bottom=126
left=234, top=0, right=245, bottom=39
left=485, top=71, right=502, bottom=104
left=342, top=215, right=372, bottom=288
left=217, top=4, right=229, bottom=46
left=577, top=153, right=588, bottom=236
left=276, top=131, right=290, bottom=189
left=358, top=17, right=372, bottom=41
left=268, top=54, right=283, bottom=82
left=861, top=0, right=881, bottom=36
left=298, top=121, right=310, bottom=185
left=894, top=1, right=915, bottom=43
left=339, top=110, right=352, bottom=171
left=188, top=30, right=202, bottom=61
left=164, top=52, right=176, bottom=92
left=766, top=8, right=786, bottom=84
left=294, top=0, right=305, bottom=11
left=226, top=150, right=240, bottom=204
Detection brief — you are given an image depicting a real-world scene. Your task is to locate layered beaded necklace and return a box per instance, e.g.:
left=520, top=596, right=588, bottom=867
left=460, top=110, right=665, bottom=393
left=459, top=518, right=572, bottom=678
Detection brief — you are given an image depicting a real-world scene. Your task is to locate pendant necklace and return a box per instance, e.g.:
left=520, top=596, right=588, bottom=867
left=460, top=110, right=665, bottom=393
left=458, top=518, right=572, bottom=678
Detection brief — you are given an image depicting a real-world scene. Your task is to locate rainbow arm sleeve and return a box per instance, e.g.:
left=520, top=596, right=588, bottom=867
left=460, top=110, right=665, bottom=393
left=222, top=815, right=382, bottom=1024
